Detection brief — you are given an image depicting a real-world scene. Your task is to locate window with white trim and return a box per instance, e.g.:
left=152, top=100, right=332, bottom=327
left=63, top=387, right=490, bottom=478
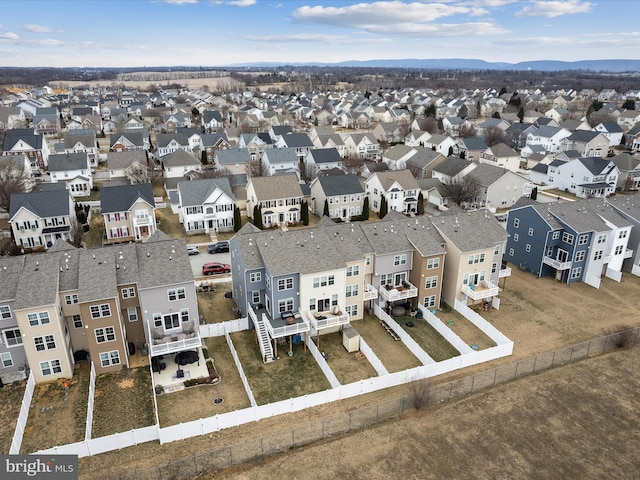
left=380, top=273, right=392, bottom=286
left=528, top=227, right=534, bottom=236
left=619, top=230, right=628, bottom=239
left=180, top=308, right=189, bottom=323
left=615, top=245, right=624, bottom=255
left=578, top=235, right=588, bottom=245
left=34, top=335, right=56, bottom=351
left=3, top=328, right=22, bottom=347
left=394, top=254, right=407, bottom=266
left=365, top=256, right=371, bottom=266
left=509, top=248, right=514, bottom=256
left=40, top=359, right=62, bottom=376
left=72, top=314, right=83, bottom=329
left=251, top=291, right=260, bottom=304
left=250, top=272, right=261, bottom=282
left=513, top=233, right=519, bottom=242
left=164, top=313, right=180, bottom=330
left=424, top=276, right=438, bottom=289
left=346, top=265, right=360, bottom=277
left=552, top=231, right=560, bottom=240
left=575, top=251, right=585, bottom=262
left=0, top=305, right=10, bottom=319
left=427, top=258, right=440, bottom=269
left=345, top=284, right=359, bottom=297
left=468, top=253, right=485, bottom=264
left=513, top=218, right=520, bottom=228
left=597, top=234, right=606, bottom=244
left=313, top=275, right=334, bottom=288
left=570, top=267, right=582, bottom=279
left=64, top=294, right=78, bottom=305
left=562, top=232, right=574, bottom=244
left=90, top=304, right=111, bottom=319
left=345, top=304, right=358, bottom=316
left=278, top=278, right=294, bottom=291
left=423, top=295, right=436, bottom=308
left=168, top=288, right=186, bottom=301
left=153, top=313, right=162, bottom=328
left=278, top=298, right=294, bottom=313
left=127, top=307, right=138, bottom=322
left=121, top=287, right=136, bottom=298
left=28, top=311, right=50, bottom=326
left=494, top=246, right=500, bottom=255
left=525, top=244, right=531, bottom=252
left=95, top=327, right=116, bottom=343
left=594, top=250, right=603, bottom=260
left=1, top=352, right=13, bottom=368
left=99, top=350, right=120, bottom=367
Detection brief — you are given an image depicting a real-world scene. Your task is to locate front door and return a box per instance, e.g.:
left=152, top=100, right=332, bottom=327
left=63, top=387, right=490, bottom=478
left=279, top=213, right=285, bottom=224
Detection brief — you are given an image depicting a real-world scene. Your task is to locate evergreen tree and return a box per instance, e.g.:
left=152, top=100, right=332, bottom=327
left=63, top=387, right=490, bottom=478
left=323, top=199, right=329, bottom=217
left=379, top=196, right=388, bottom=219
left=492, top=111, right=501, bottom=119
left=417, top=191, right=424, bottom=215
left=499, top=86, right=507, bottom=96
left=253, top=205, right=264, bottom=229
left=362, top=196, right=370, bottom=220
left=233, top=205, right=242, bottom=232
left=517, top=105, right=525, bottom=123
left=301, top=200, right=309, bottom=225
left=448, top=146, right=454, bottom=157
left=530, top=186, right=538, bottom=200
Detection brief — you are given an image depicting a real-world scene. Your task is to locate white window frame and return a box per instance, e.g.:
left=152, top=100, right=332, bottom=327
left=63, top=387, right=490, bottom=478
left=3, top=328, right=22, bottom=347
left=99, top=350, right=120, bottom=368
left=0, top=305, right=10, bottom=319
left=121, top=287, right=136, bottom=299
left=127, top=307, right=138, bottom=322
left=1, top=352, right=13, bottom=368
left=423, top=295, right=436, bottom=308
left=424, top=276, right=438, bottom=289
left=90, top=304, right=111, bottom=319
left=34, top=334, right=56, bottom=351
left=72, top=314, right=83, bottom=329
left=393, top=254, right=407, bottom=266
left=64, top=294, right=79, bottom=305
left=168, top=288, right=186, bottom=301
left=95, top=326, right=116, bottom=344
left=28, top=311, right=51, bottom=326
left=250, top=272, right=262, bottom=282
left=40, top=359, right=62, bottom=376
left=427, top=258, right=440, bottom=269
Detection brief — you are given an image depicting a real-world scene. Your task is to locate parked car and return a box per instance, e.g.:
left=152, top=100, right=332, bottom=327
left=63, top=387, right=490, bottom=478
left=175, top=350, right=199, bottom=365
left=187, top=245, right=200, bottom=255
left=202, top=262, right=231, bottom=275
left=207, top=241, right=229, bottom=254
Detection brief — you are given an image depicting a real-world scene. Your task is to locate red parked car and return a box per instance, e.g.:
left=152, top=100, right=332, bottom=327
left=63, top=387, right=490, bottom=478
left=202, top=262, right=231, bottom=275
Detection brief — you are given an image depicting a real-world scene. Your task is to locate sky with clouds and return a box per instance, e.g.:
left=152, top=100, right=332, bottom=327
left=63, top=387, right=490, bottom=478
left=0, top=0, right=638, bottom=68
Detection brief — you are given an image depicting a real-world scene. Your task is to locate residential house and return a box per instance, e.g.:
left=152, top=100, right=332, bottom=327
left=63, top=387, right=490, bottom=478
left=416, top=178, right=448, bottom=211
left=606, top=193, right=640, bottom=276
left=431, top=156, right=477, bottom=185
left=0, top=233, right=202, bottom=384
left=593, top=122, right=624, bottom=148
left=404, top=130, right=432, bottom=148
left=2, top=129, right=50, bottom=170
left=530, top=157, right=619, bottom=198
left=162, top=149, right=203, bottom=193
left=624, top=123, right=640, bottom=152
left=0, top=107, right=26, bottom=131
left=479, top=143, right=521, bottom=172
left=275, top=132, right=315, bottom=162
left=432, top=210, right=510, bottom=307
left=505, top=200, right=632, bottom=288
left=382, top=144, right=416, bottom=171
left=442, top=117, right=471, bottom=137
left=304, top=148, right=343, bottom=178
left=373, top=122, right=406, bottom=144
left=109, top=131, right=147, bottom=152
left=313, top=133, right=347, bottom=158
left=405, top=148, right=446, bottom=179
left=106, top=151, right=149, bottom=182
left=261, top=147, right=299, bottom=177
left=365, top=169, right=420, bottom=215
left=525, top=125, right=572, bottom=153
left=341, top=132, right=380, bottom=160
left=60, top=131, right=99, bottom=167
left=156, top=133, right=191, bottom=160
left=32, top=107, right=60, bottom=136
left=48, top=152, right=92, bottom=197
left=200, top=133, right=231, bottom=164
left=560, top=130, right=610, bottom=158
left=468, top=163, right=530, bottom=210
left=215, top=147, right=250, bottom=176
left=201, top=110, right=224, bottom=133
left=9, top=187, right=77, bottom=251
left=163, top=113, right=191, bottom=132
left=177, top=177, right=235, bottom=234
left=246, top=174, right=304, bottom=228
left=0, top=154, right=36, bottom=192
left=309, top=174, right=365, bottom=220
left=422, top=133, right=457, bottom=156
left=454, top=137, right=487, bottom=162
left=101, top=183, right=156, bottom=243
left=610, top=152, right=640, bottom=191
left=238, top=133, right=273, bottom=161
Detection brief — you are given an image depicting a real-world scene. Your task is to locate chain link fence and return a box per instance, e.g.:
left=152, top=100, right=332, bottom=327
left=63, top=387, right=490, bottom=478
left=113, top=326, right=639, bottom=480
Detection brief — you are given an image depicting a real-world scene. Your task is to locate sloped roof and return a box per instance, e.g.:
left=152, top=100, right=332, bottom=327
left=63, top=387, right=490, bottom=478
left=48, top=152, right=88, bottom=171
left=432, top=209, right=508, bottom=252
left=10, top=189, right=71, bottom=219
left=248, top=174, right=303, bottom=200
left=308, top=148, right=342, bottom=164
left=163, top=149, right=199, bottom=167
left=370, top=169, right=419, bottom=191
left=178, top=177, right=234, bottom=207
left=100, top=183, right=155, bottom=213
left=316, top=174, right=364, bottom=197
left=217, top=148, right=250, bottom=165
left=432, top=156, right=473, bottom=177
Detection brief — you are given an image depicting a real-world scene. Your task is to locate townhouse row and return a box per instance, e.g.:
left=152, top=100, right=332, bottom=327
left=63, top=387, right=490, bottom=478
left=230, top=209, right=510, bottom=362
left=0, top=232, right=201, bottom=385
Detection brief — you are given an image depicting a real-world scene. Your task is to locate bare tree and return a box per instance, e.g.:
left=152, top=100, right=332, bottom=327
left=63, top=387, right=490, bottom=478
left=199, top=167, right=233, bottom=179
left=417, top=116, right=439, bottom=134
left=442, top=176, right=480, bottom=206
left=343, top=154, right=365, bottom=175
left=457, top=123, right=476, bottom=138
left=0, top=157, right=31, bottom=211
left=484, top=126, right=506, bottom=147
left=125, top=163, right=151, bottom=184
left=246, top=158, right=265, bottom=178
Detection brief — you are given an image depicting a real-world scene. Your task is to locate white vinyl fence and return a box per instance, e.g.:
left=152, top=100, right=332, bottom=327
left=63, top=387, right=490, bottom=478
left=85, top=362, right=96, bottom=441
left=9, top=371, right=35, bottom=454
left=31, top=305, right=515, bottom=456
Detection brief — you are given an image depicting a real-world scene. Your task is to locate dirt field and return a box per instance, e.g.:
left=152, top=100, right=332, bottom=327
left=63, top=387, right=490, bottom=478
left=0, top=383, right=25, bottom=453
left=20, top=362, right=90, bottom=454
left=76, top=268, right=640, bottom=477
left=209, top=345, right=640, bottom=480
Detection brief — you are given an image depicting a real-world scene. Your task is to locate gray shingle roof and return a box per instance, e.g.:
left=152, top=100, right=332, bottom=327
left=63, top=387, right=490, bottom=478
left=47, top=152, right=88, bottom=171
left=432, top=157, right=473, bottom=177
left=14, top=254, right=60, bottom=309
left=163, top=149, right=199, bottom=167
left=106, top=150, right=148, bottom=170
left=308, top=148, right=342, bottom=164
left=248, top=174, right=303, bottom=201
left=369, top=169, right=419, bottom=191
left=469, top=163, right=509, bottom=187
left=548, top=198, right=631, bottom=232
left=263, top=148, right=298, bottom=165
left=216, top=148, right=250, bottom=166
left=178, top=177, right=234, bottom=207
left=10, top=189, right=71, bottom=219
left=100, top=183, right=155, bottom=213
left=316, top=174, right=364, bottom=197
left=432, top=209, right=508, bottom=252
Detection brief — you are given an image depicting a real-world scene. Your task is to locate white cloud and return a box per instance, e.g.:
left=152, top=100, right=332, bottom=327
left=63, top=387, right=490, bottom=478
left=0, top=32, right=19, bottom=41
left=244, top=33, right=392, bottom=45
left=227, top=0, right=256, bottom=6
left=163, top=0, right=199, bottom=4
left=361, top=21, right=510, bottom=36
left=24, top=24, right=52, bottom=33
left=31, top=39, right=64, bottom=47
left=515, top=1, right=592, bottom=18
left=292, top=1, right=481, bottom=26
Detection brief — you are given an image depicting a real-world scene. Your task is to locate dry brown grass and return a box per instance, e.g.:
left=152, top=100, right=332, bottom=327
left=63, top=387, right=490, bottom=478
left=0, top=383, right=26, bottom=453
left=20, top=362, right=90, bottom=453
left=311, top=331, right=378, bottom=385
left=197, top=284, right=235, bottom=324
left=156, top=207, right=186, bottom=239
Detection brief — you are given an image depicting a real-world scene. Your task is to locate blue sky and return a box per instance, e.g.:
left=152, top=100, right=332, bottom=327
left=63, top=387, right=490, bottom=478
left=0, top=0, right=638, bottom=67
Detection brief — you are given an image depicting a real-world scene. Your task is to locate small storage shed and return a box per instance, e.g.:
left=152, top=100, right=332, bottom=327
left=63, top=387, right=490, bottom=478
left=342, top=325, right=360, bottom=353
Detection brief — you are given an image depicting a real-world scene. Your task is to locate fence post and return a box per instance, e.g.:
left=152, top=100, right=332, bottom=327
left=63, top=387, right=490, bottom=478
left=515, top=361, right=519, bottom=377
left=551, top=350, right=557, bottom=367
